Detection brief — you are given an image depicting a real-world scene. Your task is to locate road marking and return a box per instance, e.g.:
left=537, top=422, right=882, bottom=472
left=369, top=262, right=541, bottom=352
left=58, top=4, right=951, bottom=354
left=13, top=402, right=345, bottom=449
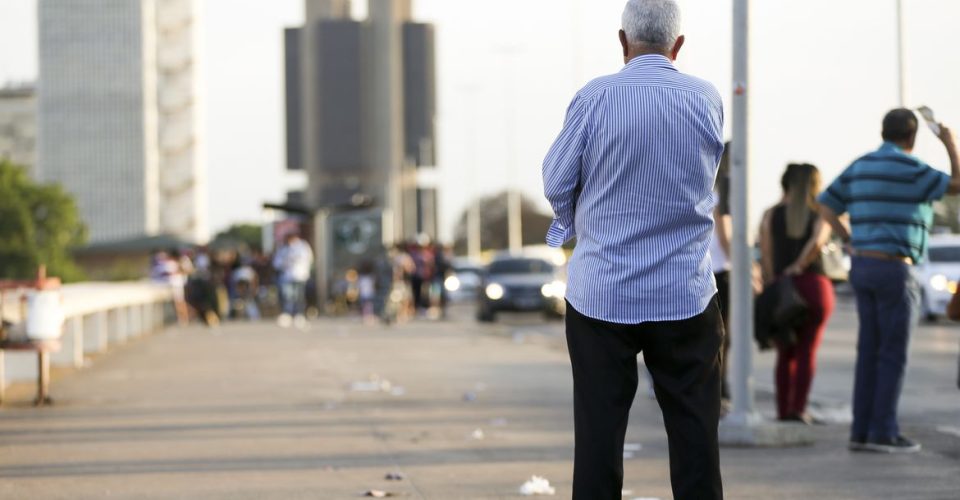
left=936, top=426, right=960, bottom=439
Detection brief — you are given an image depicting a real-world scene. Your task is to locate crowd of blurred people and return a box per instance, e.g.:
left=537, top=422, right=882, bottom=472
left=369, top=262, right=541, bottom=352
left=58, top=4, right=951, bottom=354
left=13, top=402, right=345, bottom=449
left=332, top=239, right=453, bottom=324
left=148, top=233, right=454, bottom=329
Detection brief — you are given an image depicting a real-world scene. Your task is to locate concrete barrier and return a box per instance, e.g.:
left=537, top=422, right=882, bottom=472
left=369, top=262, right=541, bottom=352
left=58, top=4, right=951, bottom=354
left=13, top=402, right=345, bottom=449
left=1, top=282, right=173, bottom=389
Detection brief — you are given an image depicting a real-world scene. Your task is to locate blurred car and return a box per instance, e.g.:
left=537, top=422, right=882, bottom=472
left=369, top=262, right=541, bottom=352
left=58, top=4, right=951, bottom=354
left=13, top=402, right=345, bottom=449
left=476, top=256, right=566, bottom=322
left=919, top=235, right=960, bottom=320
left=444, top=259, right=483, bottom=303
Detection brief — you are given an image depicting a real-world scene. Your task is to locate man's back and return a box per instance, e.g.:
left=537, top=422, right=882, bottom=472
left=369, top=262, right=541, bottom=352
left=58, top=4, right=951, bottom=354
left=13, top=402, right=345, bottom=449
left=821, top=142, right=949, bottom=264
left=544, top=54, right=724, bottom=323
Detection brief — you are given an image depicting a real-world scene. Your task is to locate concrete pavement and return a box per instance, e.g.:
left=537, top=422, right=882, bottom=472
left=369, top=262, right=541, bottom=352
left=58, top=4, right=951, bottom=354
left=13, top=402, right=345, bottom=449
left=0, top=301, right=958, bottom=499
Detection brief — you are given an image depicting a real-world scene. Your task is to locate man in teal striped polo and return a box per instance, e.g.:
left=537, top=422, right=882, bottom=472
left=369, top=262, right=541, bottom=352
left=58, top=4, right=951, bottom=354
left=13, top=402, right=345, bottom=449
left=819, top=108, right=960, bottom=454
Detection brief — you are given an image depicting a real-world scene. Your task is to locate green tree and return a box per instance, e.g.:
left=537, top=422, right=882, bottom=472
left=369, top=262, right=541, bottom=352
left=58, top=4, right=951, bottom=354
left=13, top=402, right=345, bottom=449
left=451, top=191, right=556, bottom=254
left=212, top=223, right=263, bottom=252
left=0, top=160, right=87, bottom=281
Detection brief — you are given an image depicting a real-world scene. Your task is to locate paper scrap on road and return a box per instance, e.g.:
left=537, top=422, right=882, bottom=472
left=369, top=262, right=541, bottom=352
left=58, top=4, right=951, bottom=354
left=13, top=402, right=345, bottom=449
left=350, top=374, right=394, bottom=393
left=362, top=490, right=397, bottom=497
left=384, top=472, right=406, bottom=481
left=519, top=476, right=556, bottom=495
left=470, top=428, right=485, bottom=440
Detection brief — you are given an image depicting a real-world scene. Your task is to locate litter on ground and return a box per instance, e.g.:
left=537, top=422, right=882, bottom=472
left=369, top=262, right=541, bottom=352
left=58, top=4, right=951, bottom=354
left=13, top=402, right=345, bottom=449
left=470, top=428, right=485, bottom=440
left=519, top=476, right=556, bottom=495
left=362, top=490, right=396, bottom=497
left=349, top=374, right=394, bottom=393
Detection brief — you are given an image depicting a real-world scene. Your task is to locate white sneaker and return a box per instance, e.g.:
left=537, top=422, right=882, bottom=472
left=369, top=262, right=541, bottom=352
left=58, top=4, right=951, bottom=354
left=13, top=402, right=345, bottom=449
left=277, top=313, right=292, bottom=328
left=293, top=315, right=307, bottom=330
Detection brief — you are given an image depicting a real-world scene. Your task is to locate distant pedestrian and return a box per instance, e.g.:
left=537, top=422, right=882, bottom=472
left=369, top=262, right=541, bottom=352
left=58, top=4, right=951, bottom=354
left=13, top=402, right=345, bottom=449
left=151, top=250, right=189, bottom=326
left=759, top=163, right=834, bottom=423
left=711, top=143, right=733, bottom=409
left=272, top=233, right=313, bottom=329
left=542, top=1, right=725, bottom=498
left=357, top=260, right=376, bottom=325
left=819, top=109, right=960, bottom=453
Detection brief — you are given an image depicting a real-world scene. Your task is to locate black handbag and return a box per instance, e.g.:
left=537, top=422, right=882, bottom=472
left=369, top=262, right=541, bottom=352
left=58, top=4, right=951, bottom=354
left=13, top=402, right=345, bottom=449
left=754, top=277, right=809, bottom=350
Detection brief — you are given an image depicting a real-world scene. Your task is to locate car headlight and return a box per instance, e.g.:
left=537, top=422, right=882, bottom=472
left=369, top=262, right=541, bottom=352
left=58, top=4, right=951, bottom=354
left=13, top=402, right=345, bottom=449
left=485, top=283, right=504, bottom=300
left=541, top=280, right=567, bottom=298
left=930, top=274, right=949, bottom=291
left=444, top=275, right=461, bottom=292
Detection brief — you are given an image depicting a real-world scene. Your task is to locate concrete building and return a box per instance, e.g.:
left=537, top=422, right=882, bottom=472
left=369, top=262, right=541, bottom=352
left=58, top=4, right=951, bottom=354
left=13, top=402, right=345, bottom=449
left=37, top=0, right=206, bottom=244
left=0, top=83, right=36, bottom=176
left=284, top=0, right=438, bottom=242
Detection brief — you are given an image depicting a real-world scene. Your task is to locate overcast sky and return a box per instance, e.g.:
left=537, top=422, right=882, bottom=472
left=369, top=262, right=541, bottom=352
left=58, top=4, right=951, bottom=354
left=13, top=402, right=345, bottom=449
left=2, top=0, right=959, bottom=242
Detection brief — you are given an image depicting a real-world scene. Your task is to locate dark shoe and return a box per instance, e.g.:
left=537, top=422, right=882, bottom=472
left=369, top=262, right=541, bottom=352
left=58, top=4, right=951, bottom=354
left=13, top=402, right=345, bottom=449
left=848, top=436, right=868, bottom=451
left=862, top=435, right=921, bottom=454
left=779, top=413, right=813, bottom=425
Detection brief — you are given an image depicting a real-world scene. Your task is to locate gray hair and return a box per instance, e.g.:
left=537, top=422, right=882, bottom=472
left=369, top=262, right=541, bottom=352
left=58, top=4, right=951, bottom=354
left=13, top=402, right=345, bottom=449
left=621, top=0, right=681, bottom=50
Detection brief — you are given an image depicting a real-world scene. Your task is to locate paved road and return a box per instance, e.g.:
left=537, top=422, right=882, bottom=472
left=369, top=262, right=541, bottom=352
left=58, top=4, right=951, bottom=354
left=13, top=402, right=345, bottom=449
left=0, top=302, right=957, bottom=499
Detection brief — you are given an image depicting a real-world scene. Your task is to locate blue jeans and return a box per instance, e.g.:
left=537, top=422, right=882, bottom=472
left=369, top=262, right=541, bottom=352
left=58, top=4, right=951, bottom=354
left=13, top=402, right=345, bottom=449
left=280, top=280, right=307, bottom=316
left=848, top=256, right=920, bottom=441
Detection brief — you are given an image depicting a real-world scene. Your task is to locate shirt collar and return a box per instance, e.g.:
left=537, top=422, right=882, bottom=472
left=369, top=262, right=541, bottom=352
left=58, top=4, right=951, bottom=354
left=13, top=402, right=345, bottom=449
left=622, top=54, right=677, bottom=72
left=878, top=141, right=923, bottom=163
left=879, top=141, right=903, bottom=153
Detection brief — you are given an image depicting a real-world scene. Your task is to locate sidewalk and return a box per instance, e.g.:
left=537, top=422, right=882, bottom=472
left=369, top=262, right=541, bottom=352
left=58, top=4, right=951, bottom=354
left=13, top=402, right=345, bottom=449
left=0, top=313, right=957, bottom=499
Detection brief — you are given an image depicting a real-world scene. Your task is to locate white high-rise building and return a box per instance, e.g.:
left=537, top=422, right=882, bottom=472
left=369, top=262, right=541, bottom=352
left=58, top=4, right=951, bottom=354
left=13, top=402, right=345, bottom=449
left=37, top=0, right=206, bottom=244
left=0, top=83, right=36, bottom=176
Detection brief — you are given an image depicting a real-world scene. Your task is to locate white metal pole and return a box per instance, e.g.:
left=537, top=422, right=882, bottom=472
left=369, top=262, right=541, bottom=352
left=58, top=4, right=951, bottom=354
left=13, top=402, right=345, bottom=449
left=895, top=0, right=907, bottom=107
left=508, top=190, right=523, bottom=252
left=730, top=0, right=755, bottom=417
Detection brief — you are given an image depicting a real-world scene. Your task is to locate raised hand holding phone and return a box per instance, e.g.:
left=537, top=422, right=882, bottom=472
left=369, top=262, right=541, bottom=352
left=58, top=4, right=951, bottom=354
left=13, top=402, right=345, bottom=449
left=917, top=105, right=941, bottom=136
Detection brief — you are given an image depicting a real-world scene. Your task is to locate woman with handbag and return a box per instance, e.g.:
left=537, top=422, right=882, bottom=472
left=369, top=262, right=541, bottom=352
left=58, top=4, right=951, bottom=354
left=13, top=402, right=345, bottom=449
left=759, top=163, right=835, bottom=423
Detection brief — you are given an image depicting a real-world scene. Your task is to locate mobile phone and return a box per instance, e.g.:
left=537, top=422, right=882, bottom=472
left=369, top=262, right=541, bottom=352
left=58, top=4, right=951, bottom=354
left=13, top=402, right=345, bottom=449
left=917, top=106, right=941, bottom=136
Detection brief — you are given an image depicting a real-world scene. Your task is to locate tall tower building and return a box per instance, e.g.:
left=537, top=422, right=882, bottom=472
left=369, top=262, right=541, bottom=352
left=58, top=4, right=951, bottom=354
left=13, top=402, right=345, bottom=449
left=37, top=0, right=206, bottom=244
left=284, top=0, right=437, bottom=241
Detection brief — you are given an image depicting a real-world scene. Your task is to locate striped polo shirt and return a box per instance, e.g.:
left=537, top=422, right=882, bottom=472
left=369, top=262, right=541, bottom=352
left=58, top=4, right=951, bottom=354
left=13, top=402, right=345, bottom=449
left=818, top=142, right=950, bottom=264
left=542, top=54, right=725, bottom=323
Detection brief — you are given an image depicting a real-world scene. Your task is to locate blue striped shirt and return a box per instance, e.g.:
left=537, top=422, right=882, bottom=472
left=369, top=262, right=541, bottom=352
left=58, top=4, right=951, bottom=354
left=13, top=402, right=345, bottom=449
left=542, top=54, right=725, bottom=323
left=818, top=142, right=950, bottom=264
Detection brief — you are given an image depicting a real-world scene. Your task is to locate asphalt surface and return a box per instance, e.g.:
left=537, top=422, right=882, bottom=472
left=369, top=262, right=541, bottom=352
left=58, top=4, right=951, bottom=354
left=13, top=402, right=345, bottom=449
left=0, top=299, right=957, bottom=499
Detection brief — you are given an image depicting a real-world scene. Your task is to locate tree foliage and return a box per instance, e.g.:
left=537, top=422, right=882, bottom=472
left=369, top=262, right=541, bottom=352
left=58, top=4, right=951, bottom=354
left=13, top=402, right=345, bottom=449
left=0, top=160, right=87, bottom=281
left=212, top=223, right=263, bottom=253
left=452, top=191, right=556, bottom=254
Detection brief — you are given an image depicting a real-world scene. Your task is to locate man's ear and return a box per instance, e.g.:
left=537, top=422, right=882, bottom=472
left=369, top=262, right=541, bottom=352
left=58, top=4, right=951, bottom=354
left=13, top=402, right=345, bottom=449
left=619, top=29, right=629, bottom=60
left=670, top=35, right=685, bottom=61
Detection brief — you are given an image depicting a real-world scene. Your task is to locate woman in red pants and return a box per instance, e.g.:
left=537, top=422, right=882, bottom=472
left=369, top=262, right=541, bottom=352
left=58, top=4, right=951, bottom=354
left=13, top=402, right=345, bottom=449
left=760, top=163, right=836, bottom=423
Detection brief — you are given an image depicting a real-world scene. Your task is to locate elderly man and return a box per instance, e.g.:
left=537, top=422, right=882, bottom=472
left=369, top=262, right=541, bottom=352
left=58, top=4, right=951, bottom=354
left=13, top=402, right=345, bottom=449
left=542, top=0, right=724, bottom=498
left=819, top=110, right=959, bottom=453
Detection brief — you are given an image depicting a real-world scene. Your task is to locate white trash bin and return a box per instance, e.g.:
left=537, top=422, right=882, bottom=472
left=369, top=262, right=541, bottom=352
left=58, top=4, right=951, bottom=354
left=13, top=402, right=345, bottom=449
left=25, top=290, right=65, bottom=340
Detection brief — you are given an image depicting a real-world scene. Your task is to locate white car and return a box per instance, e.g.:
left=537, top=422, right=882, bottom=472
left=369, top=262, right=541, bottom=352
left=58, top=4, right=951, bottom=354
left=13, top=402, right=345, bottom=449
left=919, top=235, right=960, bottom=320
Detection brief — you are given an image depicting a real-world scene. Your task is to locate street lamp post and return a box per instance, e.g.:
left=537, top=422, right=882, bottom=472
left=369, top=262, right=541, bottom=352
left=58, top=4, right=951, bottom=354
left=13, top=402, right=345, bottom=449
left=728, top=0, right=757, bottom=421
left=719, top=0, right=811, bottom=447
left=895, top=0, right=907, bottom=107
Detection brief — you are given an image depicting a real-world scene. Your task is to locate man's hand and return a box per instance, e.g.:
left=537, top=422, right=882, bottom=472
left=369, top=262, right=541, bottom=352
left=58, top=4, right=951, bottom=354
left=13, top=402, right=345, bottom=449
left=938, top=123, right=956, bottom=147
left=941, top=123, right=960, bottom=195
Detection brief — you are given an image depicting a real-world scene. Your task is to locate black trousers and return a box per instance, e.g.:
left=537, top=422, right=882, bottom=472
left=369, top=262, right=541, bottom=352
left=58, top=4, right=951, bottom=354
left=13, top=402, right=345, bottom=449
left=566, top=298, right=724, bottom=500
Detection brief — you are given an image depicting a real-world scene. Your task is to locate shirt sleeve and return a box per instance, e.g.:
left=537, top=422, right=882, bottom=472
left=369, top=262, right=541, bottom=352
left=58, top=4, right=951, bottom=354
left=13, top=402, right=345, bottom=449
left=919, top=165, right=950, bottom=202
left=818, top=170, right=851, bottom=215
left=542, top=93, right=590, bottom=247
